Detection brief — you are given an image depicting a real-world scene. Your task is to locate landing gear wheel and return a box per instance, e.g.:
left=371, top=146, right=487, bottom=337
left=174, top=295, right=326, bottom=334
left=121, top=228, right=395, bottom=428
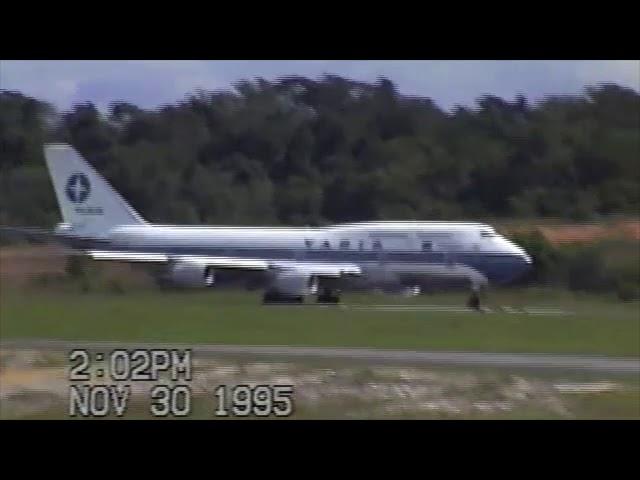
left=262, top=292, right=275, bottom=304
left=263, top=292, right=304, bottom=304
left=316, top=288, right=341, bottom=304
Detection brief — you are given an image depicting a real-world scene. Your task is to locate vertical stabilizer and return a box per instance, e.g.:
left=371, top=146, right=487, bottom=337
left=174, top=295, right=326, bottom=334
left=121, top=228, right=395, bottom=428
left=44, top=144, right=146, bottom=237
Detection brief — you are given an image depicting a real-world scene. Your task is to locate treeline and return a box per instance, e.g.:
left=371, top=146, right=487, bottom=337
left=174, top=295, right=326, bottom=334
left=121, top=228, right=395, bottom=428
left=510, top=232, right=639, bottom=300
left=27, top=233, right=640, bottom=301
left=0, top=76, right=639, bottom=228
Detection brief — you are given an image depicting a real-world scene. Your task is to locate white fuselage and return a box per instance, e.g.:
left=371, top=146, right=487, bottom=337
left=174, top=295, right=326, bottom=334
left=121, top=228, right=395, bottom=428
left=99, top=221, right=532, bottom=288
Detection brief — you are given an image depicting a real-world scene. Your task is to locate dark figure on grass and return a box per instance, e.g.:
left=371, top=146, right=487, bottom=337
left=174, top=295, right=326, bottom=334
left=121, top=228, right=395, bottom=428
left=467, top=286, right=482, bottom=312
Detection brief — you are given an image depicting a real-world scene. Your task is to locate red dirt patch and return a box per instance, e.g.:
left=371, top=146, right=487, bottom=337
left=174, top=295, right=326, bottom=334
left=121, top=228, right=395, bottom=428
left=0, top=245, right=153, bottom=288
left=0, top=245, right=69, bottom=285
left=506, top=220, right=640, bottom=245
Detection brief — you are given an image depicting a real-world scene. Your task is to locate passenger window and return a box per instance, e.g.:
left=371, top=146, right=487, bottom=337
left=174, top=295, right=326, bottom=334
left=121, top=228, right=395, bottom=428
left=372, top=240, right=382, bottom=251
left=305, top=239, right=313, bottom=248
left=339, top=240, right=350, bottom=250
left=358, top=240, right=364, bottom=251
left=322, top=240, right=331, bottom=249
left=421, top=241, right=432, bottom=251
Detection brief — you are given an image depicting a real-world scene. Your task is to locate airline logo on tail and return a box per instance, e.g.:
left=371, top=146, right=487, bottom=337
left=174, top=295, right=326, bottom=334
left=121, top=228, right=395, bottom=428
left=65, top=173, right=91, bottom=203
left=65, top=171, right=103, bottom=216
left=45, top=144, right=146, bottom=234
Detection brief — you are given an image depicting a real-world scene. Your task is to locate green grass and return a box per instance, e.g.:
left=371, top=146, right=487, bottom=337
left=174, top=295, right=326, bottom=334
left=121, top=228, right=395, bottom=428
left=564, top=390, right=640, bottom=419
left=1, top=289, right=638, bottom=356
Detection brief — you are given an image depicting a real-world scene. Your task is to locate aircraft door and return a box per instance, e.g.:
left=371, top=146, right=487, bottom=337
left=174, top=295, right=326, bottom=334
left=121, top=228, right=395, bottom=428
left=372, top=238, right=385, bottom=265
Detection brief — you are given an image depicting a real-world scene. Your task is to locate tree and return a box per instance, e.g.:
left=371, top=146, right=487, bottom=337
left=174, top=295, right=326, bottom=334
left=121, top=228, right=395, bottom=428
left=0, top=81, right=638, bottom=229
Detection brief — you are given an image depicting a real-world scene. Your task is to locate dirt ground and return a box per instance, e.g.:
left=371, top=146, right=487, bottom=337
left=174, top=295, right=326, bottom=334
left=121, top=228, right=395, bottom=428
left=504, top=219, right=640, bottom=245
left=0, top=245, right=68, bottom=281
left=1, top=348, right=637, bottom=419
left=0, top=244, right=151, bottom=289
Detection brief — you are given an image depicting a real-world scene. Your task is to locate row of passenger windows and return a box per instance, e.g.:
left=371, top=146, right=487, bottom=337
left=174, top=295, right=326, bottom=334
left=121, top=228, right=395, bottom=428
left=303, top=240, right=433, bottom=251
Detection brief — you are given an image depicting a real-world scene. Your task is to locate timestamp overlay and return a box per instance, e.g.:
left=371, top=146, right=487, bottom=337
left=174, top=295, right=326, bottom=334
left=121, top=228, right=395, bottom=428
left=67, top=348, right=295, bottom=418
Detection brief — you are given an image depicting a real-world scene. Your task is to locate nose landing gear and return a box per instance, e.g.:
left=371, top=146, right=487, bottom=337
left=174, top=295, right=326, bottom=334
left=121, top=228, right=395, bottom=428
left=467, top=290, right=481, bottom=311
left=467, top=283, right=485, bottom=312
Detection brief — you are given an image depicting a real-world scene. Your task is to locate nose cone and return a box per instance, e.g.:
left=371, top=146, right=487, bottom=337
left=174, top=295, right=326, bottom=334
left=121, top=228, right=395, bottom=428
left=506, top=240, right=533, bottom=283
left=483, top=252, right=533, bottom=285
left=514, top=252, right=533, bottom=278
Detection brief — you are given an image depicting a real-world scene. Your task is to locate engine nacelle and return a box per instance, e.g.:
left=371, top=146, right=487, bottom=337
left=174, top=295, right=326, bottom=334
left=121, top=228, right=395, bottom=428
left=161, top=262, right=215, bottom=288
left=270, top=272, right=318, bottom=296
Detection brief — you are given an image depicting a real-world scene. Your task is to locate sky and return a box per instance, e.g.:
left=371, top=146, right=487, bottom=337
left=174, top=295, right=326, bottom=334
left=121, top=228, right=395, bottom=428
left=1, top=60, right=638, bottom=112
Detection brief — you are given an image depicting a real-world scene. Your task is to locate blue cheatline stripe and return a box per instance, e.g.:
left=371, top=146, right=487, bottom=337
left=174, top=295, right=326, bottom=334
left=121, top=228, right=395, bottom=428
left=84, top=240, right=531, bottom=283
left=89, top=243, right=517, bottom=261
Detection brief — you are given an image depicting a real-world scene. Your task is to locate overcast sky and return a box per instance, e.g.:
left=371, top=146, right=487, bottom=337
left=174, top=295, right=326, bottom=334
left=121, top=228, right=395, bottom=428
left=1, top=60, right=638, bottom=112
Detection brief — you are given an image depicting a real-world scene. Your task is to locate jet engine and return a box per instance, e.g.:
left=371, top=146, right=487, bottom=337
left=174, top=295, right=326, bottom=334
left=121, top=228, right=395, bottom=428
left=160, top=262, right=215, bottom=288
left=269, top=271, right=319, bottom=296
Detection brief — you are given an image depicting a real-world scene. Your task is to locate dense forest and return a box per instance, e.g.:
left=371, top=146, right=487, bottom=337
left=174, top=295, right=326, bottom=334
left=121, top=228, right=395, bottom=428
left=0, top=76, right=639, bottom=228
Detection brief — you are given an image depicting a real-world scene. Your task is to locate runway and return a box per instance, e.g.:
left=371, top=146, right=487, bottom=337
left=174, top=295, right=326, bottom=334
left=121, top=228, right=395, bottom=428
left=348, top=304, right=574, bottom=315
left=264, top=303, right=575, bottom=315
left=2, top=339, right=638, bottom=374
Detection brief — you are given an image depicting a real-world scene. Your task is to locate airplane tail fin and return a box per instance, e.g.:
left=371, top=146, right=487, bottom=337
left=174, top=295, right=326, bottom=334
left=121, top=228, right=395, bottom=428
left=44, top=144, right=146, bottom=238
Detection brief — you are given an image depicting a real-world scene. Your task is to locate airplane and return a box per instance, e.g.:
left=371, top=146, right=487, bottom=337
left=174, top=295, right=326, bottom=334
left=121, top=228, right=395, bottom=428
left=4, top=144, right=533, bottom=305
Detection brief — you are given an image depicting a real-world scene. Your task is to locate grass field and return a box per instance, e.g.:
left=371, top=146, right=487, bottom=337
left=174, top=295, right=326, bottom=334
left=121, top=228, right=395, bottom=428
left=1, top=288, right=638, bottom=357
left=2, top=350, right=638, bottom=419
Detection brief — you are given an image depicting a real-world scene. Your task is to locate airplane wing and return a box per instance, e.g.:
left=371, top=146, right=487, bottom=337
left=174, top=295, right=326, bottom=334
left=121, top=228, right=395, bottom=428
left=87, top=250, right=361, bottom=278
left=88, top=250, right=268, bottom=269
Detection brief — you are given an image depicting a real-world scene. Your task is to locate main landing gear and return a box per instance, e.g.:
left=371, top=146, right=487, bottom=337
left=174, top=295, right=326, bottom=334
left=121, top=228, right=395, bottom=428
left=467, top=291, right=481, bottom=311
left=261, top=288, right=341, bottom=305
left=262, top=291, right=304, bottom=304
left=316, top=287, right=341, bottom=304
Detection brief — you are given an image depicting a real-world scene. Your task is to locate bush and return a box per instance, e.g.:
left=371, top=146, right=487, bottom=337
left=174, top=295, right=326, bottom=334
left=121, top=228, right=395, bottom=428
left=31, top=273, right=53, bottom=288
left=28, top=272, right=73, bottom=291
left=564, top=246, right=615, bottom=292
left=79, top=278, right=91, bottom=294
left=616, top=281, right=640, bottom=302
left=507, top=231, right=639, bottom=300
left=107, top=279, right=125, bottom=295
left=65, top=255, right=87, bottom=279
left=507, top=231, right=563, bottom=285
